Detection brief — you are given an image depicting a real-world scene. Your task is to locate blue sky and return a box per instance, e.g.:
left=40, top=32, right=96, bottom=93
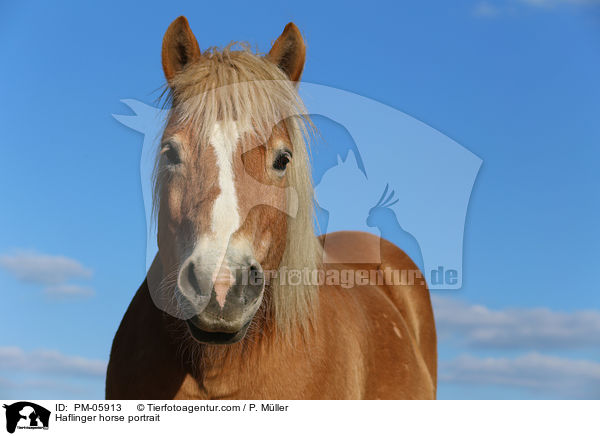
left=0, top=0, right=599, bottom=399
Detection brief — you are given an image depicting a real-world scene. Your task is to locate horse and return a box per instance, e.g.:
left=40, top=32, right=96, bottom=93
left=105, top=16, right=437, bottom=400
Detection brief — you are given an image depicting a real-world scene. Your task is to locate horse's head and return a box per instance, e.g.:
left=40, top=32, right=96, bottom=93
left=155, top=17, right=315, bottom=344
left=366, top=184, right=399, bottom=228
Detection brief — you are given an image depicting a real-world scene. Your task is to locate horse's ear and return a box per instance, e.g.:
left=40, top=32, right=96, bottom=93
left=267, top=23, right=306, bottom=84
left=162, top=16, right=201, bottom=84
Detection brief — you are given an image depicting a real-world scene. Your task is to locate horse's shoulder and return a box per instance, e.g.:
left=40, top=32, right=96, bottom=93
left=318, top=230, right=417, bottom=269
left=318, top=230, right=381, bottom=246
left=317, top=230, right=437, bottom=393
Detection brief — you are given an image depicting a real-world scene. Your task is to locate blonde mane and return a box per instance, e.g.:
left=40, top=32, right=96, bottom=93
left=154, top=44, right=322, bottom=336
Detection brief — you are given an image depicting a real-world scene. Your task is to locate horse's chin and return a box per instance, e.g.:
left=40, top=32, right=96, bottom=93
left=185, top=318, right=251, bottom=345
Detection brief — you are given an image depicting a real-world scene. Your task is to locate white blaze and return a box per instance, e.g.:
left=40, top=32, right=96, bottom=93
left=210, top=121, right=241, bottom=240
left=205, top=121, right=242, bottom=307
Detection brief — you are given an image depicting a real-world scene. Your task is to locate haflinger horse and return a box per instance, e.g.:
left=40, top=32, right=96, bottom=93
left=106, top=16, right=437, bottom=400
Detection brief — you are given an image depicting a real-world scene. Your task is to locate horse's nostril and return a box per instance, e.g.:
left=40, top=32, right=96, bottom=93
left=248, top=263, right=264, bottom=286
left=187, top=261, right=201, bottom=292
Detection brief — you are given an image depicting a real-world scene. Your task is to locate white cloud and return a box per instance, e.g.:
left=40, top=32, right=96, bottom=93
left=520, top=0, right=600, bottom=7
left=44, top=284, right=95, bottom=298
left=0, top=250, right=95, bottom=299
left=0, top=376, right=88, bottom=395
left=0, top=347, right=106, bottom=377
left=440, top=353, right=600, bottom=398
left=0, top=251, right=92, bottom=285
left=432, top=296, right=600, bottom=349
left=472, top=0, right=600, bottom=17
left=473, top=1, right=501, bottom=16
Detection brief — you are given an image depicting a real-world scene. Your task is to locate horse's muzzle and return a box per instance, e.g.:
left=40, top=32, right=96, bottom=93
left=178, top=259, right=265, bottom=344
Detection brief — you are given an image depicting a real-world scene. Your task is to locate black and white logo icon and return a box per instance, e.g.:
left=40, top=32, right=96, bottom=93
left=3, top=402, right=50, bottom=433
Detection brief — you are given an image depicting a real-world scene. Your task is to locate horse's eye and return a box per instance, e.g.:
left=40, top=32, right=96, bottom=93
left=273, top=150, right=292, bottom=172
left=162, top=143, right=181, bottom=165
